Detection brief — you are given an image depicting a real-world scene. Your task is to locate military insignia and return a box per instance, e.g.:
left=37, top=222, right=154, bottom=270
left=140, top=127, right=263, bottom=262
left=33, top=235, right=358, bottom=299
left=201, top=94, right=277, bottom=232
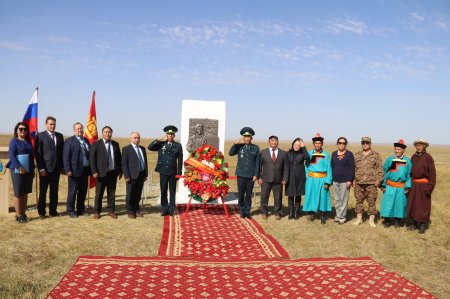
left=0, top=160, right=6, bottom=176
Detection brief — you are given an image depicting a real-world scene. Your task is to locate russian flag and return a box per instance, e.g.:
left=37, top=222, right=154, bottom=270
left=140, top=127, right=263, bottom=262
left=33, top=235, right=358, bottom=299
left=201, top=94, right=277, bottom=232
left=23, top=87, right=39, bottom=148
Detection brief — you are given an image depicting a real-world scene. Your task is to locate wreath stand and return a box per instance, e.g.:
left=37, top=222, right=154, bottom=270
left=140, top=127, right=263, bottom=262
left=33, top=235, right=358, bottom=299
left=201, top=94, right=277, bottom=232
left=183, top=195, right=230, bottom=218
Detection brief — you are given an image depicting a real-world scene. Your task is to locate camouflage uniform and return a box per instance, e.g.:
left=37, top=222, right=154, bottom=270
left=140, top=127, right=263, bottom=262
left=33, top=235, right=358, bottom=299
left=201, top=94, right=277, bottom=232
left=354, top=150, right=384, bottom=215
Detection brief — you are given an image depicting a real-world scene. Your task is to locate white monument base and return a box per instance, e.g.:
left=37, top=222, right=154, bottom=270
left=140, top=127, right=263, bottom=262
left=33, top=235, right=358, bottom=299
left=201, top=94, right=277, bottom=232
left=177, top=100, right=228, bottom=204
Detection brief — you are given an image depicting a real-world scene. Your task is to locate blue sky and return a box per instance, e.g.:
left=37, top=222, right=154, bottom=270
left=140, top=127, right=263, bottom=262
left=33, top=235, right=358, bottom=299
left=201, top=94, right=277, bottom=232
left=1, top=0, right=449, bottom=144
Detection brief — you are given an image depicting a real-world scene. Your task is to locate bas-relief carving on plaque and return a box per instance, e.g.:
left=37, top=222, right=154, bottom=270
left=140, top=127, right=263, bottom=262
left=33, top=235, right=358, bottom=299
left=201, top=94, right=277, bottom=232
left=186, top=118, right=220, bottom=152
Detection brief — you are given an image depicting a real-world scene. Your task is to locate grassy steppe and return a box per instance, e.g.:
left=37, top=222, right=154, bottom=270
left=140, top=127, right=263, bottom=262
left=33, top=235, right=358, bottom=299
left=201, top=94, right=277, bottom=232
left=0, top=135, right=448, bottom=298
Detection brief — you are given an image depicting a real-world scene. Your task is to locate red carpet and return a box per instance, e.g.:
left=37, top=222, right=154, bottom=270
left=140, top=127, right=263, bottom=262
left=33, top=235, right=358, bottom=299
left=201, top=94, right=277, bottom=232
left=48, top=256, right=436, bottom=299
left=158, top=204, right=289, bottom=260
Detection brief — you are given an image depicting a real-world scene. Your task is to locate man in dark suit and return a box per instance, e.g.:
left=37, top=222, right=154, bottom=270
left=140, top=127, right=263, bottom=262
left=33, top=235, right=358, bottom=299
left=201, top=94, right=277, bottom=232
left=148, top=125, right=183, bottom=216
left=63, top=122, right=91, bottom=218
left=258, top=135, right=288, bottom=220
left=90, top=126, right=122, bottom=219
left=122, top=131, right=148, bottom=219
left=35, top=116, right=64, bottom=219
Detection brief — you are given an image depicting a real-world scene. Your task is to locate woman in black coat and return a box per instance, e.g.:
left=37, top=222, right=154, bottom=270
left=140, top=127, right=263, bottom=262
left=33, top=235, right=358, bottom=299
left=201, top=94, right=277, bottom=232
left=285, top=138, right=310, bottom=219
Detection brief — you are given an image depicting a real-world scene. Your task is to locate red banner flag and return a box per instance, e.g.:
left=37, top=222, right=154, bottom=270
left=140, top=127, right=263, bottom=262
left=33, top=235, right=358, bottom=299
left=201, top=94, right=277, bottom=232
left=84, top=91, right=98, bottom=189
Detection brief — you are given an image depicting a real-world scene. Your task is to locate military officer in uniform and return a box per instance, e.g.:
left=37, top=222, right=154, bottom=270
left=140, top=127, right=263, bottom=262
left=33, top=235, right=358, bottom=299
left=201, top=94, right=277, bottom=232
left=148, top=125, right=183, bottom=216
left=229, top=127, right=260, bottom=218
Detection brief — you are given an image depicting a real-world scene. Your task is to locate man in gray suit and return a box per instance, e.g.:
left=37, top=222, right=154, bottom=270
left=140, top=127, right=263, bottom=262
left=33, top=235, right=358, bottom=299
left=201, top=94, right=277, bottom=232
left=258, top=135, right=287, bottom=220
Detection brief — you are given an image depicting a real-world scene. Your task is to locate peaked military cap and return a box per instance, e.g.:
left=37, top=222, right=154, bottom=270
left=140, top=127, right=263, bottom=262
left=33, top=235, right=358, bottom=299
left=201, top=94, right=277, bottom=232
left=312, top=133, right=324, bottom=142
left=394, top=139, right=407, bottom=149
left=240, top=127, right=255, bottom=136
left=164, top=125, right=178, bottom=134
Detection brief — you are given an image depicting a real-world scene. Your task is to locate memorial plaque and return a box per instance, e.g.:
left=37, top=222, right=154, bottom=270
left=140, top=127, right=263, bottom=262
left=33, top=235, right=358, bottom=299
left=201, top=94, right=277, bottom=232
left=186, top=118, right=220, bottom=152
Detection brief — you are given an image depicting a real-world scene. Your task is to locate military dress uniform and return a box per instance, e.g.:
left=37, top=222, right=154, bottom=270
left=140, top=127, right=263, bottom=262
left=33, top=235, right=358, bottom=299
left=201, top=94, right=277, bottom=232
left=148, top=126, right=183, bottom=216
left=229, top=127, right=260, bottom=218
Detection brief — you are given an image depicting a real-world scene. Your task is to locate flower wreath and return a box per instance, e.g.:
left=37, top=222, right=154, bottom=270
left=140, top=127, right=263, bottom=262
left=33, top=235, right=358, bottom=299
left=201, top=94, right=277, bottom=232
left=183, top=144, right=230, bottom=202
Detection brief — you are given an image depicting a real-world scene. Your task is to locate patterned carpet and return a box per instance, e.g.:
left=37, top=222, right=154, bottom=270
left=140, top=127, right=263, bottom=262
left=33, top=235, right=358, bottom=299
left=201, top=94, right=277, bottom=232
left=158, top=204, right=289, bottom=260
left=48, top=256, right=436, bottom=298
left=47, top=204, right=436, bottom=298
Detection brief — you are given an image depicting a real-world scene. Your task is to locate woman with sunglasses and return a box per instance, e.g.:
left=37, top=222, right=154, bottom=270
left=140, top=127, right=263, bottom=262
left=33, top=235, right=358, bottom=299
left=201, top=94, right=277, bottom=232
left=6, top=122, right=36, bottom=223
left=330, top=137, right=355, bottom=224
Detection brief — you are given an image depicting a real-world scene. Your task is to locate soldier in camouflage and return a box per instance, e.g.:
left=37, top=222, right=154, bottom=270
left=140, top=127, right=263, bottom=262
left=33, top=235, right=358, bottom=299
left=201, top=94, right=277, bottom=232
left=353, top=137, right=384, bottom=227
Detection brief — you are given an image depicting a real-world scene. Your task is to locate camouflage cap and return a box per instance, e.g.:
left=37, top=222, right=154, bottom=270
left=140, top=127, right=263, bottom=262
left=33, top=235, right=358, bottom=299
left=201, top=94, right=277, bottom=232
left=361, top=136, right=371, bottom=142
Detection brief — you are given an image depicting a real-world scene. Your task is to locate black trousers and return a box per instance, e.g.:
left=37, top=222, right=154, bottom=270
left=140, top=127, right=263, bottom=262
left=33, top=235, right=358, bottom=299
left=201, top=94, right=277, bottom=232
left=126, top=171, right=145, bottom=213
left=237, top=176, right=254, bottom=215
left=38, top=171, right=60, bottom=215
left=160, top=174, right=176, bottom=213
left=260, top=181, right=283, bottom=215
left=66, top=167, right=89, bottom=215
left=94, top=171, right=117, bottom=213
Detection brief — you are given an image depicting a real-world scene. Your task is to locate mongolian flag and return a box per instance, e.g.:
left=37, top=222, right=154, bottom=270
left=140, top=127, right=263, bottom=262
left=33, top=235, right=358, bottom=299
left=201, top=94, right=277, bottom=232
left=84, top=91, right=98, bottom=189
left=22, top=87, right=39, bottom=148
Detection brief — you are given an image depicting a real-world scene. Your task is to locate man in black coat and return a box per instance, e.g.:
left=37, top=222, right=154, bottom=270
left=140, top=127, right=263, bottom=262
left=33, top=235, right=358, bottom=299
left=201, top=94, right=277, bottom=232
left=258, top=135, right=288, bottom=220
left=90, top=126, right=122, bottom=219
left=35, top=116, right=64, bottom=218
left=63, top=122, right=91, bottom=218
left=148, top=125, right=183, bottom=216
left=122, top=131, right=148, bottom=218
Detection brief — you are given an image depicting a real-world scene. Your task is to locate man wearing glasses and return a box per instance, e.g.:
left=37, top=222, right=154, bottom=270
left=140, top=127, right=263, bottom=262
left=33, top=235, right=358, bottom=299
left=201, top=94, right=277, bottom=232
left=353, top=137, right=384, bottom=227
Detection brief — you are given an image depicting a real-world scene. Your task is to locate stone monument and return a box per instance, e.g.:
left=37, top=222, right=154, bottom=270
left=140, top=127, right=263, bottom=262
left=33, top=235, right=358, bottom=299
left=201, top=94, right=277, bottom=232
left=177, top=100, right=226, bottom=204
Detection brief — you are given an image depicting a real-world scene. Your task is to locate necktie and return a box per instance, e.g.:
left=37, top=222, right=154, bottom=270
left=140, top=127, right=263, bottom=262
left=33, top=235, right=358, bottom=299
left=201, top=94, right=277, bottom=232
left=51, top=133, right=56, bottom=146
left=79, top=139, right=90, bottom=163
left=271, top=148, right=276, bottom=162
left=107, top=141, right=114, bottom=170
left=136, top=146, right=145, bottom=171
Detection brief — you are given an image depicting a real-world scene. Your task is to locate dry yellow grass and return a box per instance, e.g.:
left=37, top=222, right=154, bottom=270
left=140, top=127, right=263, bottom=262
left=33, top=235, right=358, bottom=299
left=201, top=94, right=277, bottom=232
left=0, top=135, right=449, bottom=298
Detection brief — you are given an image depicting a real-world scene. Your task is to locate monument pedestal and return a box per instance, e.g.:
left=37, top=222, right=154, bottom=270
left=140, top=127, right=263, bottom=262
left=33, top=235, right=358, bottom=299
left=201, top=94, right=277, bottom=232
left=0, top=147, right=11, bottom=214
left=177, top=100, right=228, bottom=204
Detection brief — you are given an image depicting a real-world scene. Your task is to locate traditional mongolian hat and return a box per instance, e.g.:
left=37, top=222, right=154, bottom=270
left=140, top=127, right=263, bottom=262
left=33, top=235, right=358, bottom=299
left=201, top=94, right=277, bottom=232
left=413, top=138, right=429, bottom=147
left=312, top=133, right=324, bottom=142
left=394, top=139, right=407, bottom=149
left=163, top=125, right=178, bottom=134
left=240, top=127, right=255, bottom=136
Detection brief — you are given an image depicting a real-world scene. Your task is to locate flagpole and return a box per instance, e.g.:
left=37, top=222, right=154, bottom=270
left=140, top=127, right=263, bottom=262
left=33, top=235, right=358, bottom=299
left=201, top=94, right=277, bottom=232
left=84, top=90, right=98, bottom=210
left=35, top=87, right=39, bottom=207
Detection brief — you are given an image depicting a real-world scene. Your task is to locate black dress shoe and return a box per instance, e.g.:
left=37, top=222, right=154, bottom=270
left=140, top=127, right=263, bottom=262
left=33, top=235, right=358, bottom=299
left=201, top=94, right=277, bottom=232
left=39, top=214, right=47, bottom=220
left=169, top=211, right=175, bottom=216
left=161, top=212, right=169, bottom=216
left=68, top=213, right=78, bottom=218
left=240, top=214, right=246, bottom=219
left=49, top=212, right=60, bottom=217
left=321, top=215, right=327, bottom=224
left=246, top=214, right=252, bottom=219
left=18, top=215, right=28, bottom=223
